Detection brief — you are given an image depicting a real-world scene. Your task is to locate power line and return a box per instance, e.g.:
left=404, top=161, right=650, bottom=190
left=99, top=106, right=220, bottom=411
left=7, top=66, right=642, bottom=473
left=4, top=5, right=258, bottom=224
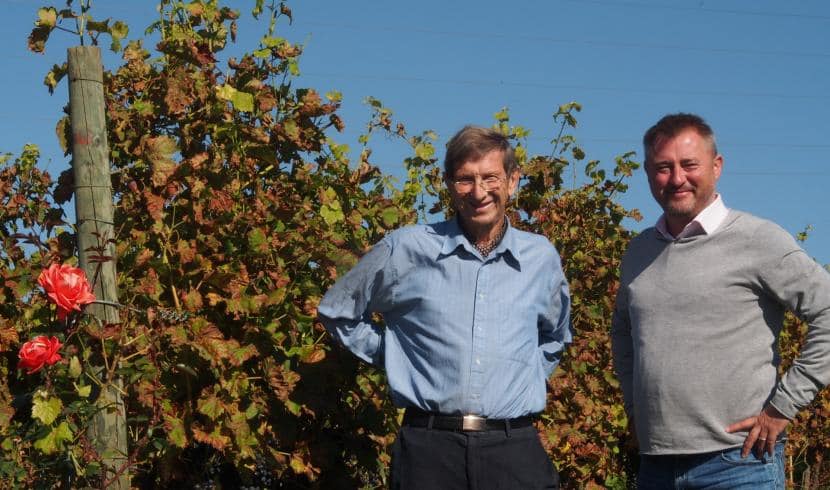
left=329, top=129, right=830, bottom=151
left=301, top=71, right=830, bottom=100
left=301, top=21, right=830, bottom=59
left=557, top=0, right=830, bottom=22
left=728, top=171, right=830, bottom=176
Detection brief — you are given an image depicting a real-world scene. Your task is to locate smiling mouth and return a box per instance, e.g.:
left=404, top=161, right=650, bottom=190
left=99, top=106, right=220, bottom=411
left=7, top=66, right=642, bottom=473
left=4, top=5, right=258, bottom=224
left=668, top=189, right=693, bottom=197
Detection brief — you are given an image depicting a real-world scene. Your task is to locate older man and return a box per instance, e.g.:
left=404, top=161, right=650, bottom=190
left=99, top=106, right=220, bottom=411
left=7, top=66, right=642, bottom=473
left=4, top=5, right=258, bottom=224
left=318, top=125, right=571, bottom=489
left=611, top=113, right=830, bottom=489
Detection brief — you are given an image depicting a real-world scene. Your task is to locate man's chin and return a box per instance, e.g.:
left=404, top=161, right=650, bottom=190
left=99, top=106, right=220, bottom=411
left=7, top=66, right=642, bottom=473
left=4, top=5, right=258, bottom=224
left=460, top=213, right=500, bottom=231
left=664, top=208, right=695, bottom=222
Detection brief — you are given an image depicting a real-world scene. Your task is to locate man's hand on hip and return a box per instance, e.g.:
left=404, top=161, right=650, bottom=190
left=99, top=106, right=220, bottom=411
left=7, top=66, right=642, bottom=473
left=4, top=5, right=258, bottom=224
left=725, top=404, right=790, bottom=458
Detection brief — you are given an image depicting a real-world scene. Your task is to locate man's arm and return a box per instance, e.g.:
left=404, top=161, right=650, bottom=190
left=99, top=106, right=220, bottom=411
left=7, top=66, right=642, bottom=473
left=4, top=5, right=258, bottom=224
left=317, top=240, right=395, bottom=366
left=610, top=286, right=634, bottom=413
left=538, top=265, right=572, bottom=376
left=727, top=232, right=830, bottom=457
left=610, top=283, right=635, bottom=430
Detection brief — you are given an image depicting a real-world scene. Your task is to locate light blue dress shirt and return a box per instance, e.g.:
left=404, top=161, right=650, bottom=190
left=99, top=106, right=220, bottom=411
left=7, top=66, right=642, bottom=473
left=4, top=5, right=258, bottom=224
left=318, top=218, right=571, bottom=418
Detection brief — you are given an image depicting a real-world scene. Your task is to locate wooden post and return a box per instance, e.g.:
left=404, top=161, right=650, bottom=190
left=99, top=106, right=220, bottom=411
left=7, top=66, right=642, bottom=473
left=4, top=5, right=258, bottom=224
left=67, top=46, right=129, bottom=488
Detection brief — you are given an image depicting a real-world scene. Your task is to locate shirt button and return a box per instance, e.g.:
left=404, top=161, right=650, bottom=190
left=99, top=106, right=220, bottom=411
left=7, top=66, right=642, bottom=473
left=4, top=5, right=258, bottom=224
left=475, top=358, right=481, bottom=365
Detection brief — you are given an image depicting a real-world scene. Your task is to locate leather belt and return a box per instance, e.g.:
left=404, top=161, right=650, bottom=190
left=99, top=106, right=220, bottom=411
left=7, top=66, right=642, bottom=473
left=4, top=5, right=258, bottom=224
left=402, top=408, right=536, bottom=432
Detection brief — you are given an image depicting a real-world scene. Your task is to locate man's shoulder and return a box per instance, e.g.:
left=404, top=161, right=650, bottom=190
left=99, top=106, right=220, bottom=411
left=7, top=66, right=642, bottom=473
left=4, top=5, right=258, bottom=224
left=510, top=226, right=555, bottom=246
left=383, top=220, right=452, bottom=247
left=720, top=210, right=797, bottom=248
left=504, top=226, right=561, bottom=267
left=625, top=226, right=660, bottom=250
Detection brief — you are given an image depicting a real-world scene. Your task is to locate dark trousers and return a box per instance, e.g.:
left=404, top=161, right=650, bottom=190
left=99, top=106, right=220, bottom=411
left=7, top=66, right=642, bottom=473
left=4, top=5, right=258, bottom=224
left=390, top=424, right=559, bottom=490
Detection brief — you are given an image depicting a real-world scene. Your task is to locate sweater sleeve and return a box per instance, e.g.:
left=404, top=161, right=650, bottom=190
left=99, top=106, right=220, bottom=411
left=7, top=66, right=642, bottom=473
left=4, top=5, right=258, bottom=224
left=759, top=226, right=830, bottom=419
left=610, top=277, right=635, bottom=416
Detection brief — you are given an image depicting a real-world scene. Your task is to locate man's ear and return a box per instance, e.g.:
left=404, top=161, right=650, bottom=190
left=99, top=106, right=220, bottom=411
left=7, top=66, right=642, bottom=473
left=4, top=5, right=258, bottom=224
left=507, top=169, right=520, bottom=198
left=713, top=154, right=724, bottom=180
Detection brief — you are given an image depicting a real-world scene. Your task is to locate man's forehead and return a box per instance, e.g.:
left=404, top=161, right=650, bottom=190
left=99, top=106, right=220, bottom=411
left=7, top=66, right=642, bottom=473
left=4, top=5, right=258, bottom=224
left=456, top=150, right=506, bottom=171
left=651, top=128, right=710, bottom=154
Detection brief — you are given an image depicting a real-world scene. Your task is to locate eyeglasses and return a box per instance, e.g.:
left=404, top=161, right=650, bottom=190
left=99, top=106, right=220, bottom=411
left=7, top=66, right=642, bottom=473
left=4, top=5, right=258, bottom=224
left=450, top=174, right=506, bottom=193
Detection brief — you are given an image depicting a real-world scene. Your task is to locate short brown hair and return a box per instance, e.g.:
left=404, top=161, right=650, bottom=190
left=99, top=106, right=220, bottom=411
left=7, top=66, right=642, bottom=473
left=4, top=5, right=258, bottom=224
left=643, top=113, right=718, bottom=165
left=443, top=126, right=517, bottom=177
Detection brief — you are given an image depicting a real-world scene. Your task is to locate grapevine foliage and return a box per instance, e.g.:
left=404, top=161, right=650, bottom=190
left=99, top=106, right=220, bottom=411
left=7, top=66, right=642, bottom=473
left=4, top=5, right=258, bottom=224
left=0, top=1, right=827, bottom=488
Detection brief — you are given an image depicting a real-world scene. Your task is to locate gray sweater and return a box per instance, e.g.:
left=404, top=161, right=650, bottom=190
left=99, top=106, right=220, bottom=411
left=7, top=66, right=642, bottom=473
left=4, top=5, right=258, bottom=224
left=611, top=210, right=830, bottom=455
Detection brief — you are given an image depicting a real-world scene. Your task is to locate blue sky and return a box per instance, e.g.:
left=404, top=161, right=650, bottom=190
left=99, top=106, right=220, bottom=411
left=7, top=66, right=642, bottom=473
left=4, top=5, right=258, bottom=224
left=3, top=1, right=829, bottom=264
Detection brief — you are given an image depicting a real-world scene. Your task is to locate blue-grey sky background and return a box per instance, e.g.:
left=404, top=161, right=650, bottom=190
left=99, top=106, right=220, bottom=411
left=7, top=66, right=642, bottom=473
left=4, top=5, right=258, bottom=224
left=3, top=1, right=829, bottom=264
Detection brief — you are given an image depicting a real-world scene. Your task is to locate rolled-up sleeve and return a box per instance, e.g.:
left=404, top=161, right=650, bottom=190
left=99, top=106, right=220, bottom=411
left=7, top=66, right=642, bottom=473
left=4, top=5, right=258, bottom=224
left=317, top=240, right=395, bottom=366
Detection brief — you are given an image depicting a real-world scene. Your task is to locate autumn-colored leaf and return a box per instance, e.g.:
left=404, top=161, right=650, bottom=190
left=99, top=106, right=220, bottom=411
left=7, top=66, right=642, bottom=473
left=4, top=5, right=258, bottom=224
left=183, top=288, right=203, bottom=311
left=197, top=393, right=225, bottom=420
left=192, top=424, right=230, bottom=451
left=143, top=136, right=178, bottom=187
left=0, top=324, right=20, bottom=352
left=268, top=364, right=300, bottom=402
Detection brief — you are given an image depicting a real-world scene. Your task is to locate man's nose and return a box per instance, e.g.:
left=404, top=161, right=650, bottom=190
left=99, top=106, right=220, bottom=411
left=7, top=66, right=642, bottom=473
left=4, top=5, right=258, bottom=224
left=669, top=167, right=686, bottom=187
left=470, top=180, right=489, bottom=199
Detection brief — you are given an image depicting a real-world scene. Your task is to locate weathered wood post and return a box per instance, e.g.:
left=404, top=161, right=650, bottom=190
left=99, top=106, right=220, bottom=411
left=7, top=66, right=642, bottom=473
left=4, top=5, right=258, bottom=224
left=67, top=45, right=129, bottom=488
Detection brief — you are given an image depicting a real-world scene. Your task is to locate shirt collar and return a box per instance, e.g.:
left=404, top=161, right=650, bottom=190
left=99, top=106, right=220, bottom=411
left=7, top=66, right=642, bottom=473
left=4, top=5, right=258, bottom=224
left=655, top=194, right=729, bottom=240
left=440, top=217, right=521, bottom=266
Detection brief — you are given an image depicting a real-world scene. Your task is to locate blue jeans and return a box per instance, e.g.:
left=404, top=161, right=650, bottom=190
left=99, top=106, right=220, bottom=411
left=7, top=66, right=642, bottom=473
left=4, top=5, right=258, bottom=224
left=638, top=442, right=785, bottom=489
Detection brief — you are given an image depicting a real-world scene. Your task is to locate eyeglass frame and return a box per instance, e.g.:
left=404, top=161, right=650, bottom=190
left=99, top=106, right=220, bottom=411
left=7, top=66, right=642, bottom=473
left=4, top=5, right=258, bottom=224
left=448, top=173, right=508, bottom=193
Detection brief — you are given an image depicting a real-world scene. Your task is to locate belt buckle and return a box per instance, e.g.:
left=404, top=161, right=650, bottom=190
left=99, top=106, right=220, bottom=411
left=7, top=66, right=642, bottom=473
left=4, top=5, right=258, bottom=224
left=462, top=414, right=485, bottom=431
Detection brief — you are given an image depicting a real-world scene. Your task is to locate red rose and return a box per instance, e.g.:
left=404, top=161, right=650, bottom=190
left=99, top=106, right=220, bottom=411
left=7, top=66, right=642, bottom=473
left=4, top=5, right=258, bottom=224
left=18, top=336, right=63, bottom=374
left=37, top=264, right=96, bottom=320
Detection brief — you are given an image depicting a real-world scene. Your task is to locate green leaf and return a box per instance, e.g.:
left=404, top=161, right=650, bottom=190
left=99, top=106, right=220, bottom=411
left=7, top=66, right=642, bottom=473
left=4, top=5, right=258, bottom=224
left=33, top=422, right=72, bottom=455
left=290, top=456, right=306, bottom=474
left=32, top=396, right=62, bottom=425
left=166, top=415, right=187, bottom=448
left=54, top=422, right=73, bottom=444
left=414, top=142, right=434, bottom=160
left=74, top=383, right=92, bottom=398
left=381, top=207, right=398, bottom=227
left=216, top=84, right=254, bottom=112
left=33, top=430, right=57, bottom=455
left=198, top=395, right=224, bottom=420
left=44, top=63, right=67, bottom=95
left=252, top=0, right=265, bottom=17
left=283, top=119, right=299, bottom=140
left=36, top=7, right=58, bottom=28
left=247, top=227, right=267, bottom=252
left=231, top=90, right=254, bottom=113
left=285, top=400, right=301, bottom=416
left=320, top=202, right=344, bottom=225
left=261, top=36, right=286, bottom=48
left=109, top=20, right=129, bottom=52
left=288, top=59, right=300, bottom=76
left=244, top=403, right=258, bottom=420
left=69, top=356, right=82, bottom=378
